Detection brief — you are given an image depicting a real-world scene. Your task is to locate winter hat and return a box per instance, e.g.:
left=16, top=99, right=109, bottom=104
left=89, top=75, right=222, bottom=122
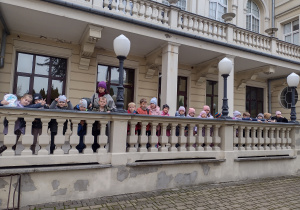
left=98, top=81, right=107, bottom=89
left=150, top=97, right=157, bottom=106
left=233, top=110, right=241, bottom=117
left=79, top=99, right=87, bottom=108
left=178, top=106, right=185, bottom=113
left=58, top=95, right=67, bottom=102
left=276, top=111, right=281, bottom=115
left=199, top=111, right=207, bottom=118
left=215, top=112, right=222, bottom=118
left=162, top=104, right=169, bottom=109
left=33, top=93, right=43, bottom=102
left=188, top=108, right=195, bottom=114
left=257, top=113, right=264, bottom=119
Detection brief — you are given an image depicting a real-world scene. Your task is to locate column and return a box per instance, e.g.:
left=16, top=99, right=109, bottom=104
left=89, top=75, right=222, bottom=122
left=161, top=42, right=180, bottom=116
left=218, top=56, right=235, bottom=117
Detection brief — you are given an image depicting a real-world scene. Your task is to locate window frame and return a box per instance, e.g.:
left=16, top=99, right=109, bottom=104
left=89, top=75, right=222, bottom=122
left=246, top=86, right=264, bottom=117
left=13, top=51, right=67, bottom=104
left=209, top=0, right=227, bottom=22
left=206, top=80, right=218, bottom=116
left=283, top=19, right=299, bottom=45
left=246, top=0, right=260, bottom=33
left=162, top=0, right=187, bottom=10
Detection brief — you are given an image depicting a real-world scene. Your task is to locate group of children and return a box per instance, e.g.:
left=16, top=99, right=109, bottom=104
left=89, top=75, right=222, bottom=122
left=0, top=91, right=290, bottom=154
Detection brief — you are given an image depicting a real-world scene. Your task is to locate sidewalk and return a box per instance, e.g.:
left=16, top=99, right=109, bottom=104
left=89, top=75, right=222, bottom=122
left=25, top=175, right=300, bottom=210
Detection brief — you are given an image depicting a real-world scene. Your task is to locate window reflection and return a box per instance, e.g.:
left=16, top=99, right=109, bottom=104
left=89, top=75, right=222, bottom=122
left=17, top=53, right=33, bottom=73
left=51, top=80, right=63, bottom=100
left=97, top=65, right=109, bottom=82
left=33, top=77, right=48, bottom=98
left=35, top=56, right=50, bottom=75
left=51, top=58, right=67, bottom=78
left=16, top=76, right=30, bottom=97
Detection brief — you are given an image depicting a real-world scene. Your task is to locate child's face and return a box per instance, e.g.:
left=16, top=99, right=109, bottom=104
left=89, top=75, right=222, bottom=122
left=179, top=110, right=185, bottom=115
left=79, top=106, right=86, bottom=111
left=20, top=96, right=32, bottom=106
left=163, top=107, right=169, bottom=114
left=257, top=116, right=263, bottom=119
left=99, top=98, right=107, bottom=107
left=58, top=100, right=67, bottom=107
left=128, top=105, right=136, bottom=113
left=150, top=103, right=156, bottom=109
left=201, top=113, right=207, bottom=118
left=236, top=114, right=241, bottom=118
left=35, top=99, right=43, bottom=104
left=276, top=114, right=282, bottom=118
left=140, top=102, right=147, bottom=110
left=189, top=112, right=195, bottom=117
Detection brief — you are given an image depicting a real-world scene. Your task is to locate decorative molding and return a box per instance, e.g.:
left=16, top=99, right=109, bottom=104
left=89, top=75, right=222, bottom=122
left=194, top=58, right=221, bottom=86
left=79, top=24, right=103, bottom=70
left=237, top=79, right=246, bottom=91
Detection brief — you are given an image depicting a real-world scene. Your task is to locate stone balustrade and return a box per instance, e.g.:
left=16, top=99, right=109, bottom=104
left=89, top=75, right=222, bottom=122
left=0, top=107, right=297, bottom=167
left=62, top=0, right=300, bottom=62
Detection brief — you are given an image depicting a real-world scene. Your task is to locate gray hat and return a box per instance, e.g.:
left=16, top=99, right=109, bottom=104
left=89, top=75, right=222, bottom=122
left=79, top=99, right=87, bottom=108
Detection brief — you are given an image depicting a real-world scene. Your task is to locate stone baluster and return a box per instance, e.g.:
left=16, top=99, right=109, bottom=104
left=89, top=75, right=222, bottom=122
left=111, top=0, right=118, bottom=11
left=150, top=4, right=157, bottom=22
left=98, top=120, right=109, bottom=153
left=127, top=120, right=138, bottom=152
left=3, top=116, right=18, bottom=156
left=187, top=16, right=193, bottom=32
left=83, top=120, right=94, bottom=154
left=131, top=0, right=138, bottom=18
left=178, top=123, right=187, bottom=151
left=233, top=125, right=239, bottom=150
left=182, top=14, right=188, bottom=31
left=203, top=21, right=209, bottom=36
left=199, top=20, right=204, bottom=35
left=274, top=128, right=280, bottom=150
left=168, top=123, right=178, bottom=152
left=257, top=127, right=264, bottom=150
left=164, top=8, right=170, bottom=25
left=118, top=0, right=125, bottom=12
left=37, top=118, right=50, bottom=155
left=286, top=128, right=292, bottom=149
left=187, top=123, right=196, bottom=151
left=263, top=127, right=270, bottom=150
left=280, top=128, right=286, bottom=149
left=53, top=119, right=66, bottom=155
left=138, top=122, right=148, bottom=152
left=21, top=117, right=34, bottom=156
left=69, top=119, right=80, bottom=154
left=204, top=125, right=212, bottom=151
left=238, top=126, right=245, bottom=150
left=177, top=12, right=182, bottom=28
left=197, top=124, right=204, bottom=151
left=138, top=0, right=145, bottom=18
left=250, top=126, right=257, bottom=150
left=144, top=2, right=151, bottom=21
left=192, top=18, right=198, bottom=33
left=158, top=123, right=168, bottom=152
left=269, top=127, right=275, bottom=150
left=103, top=0, right=110, bottom=10
left=245, top=126, right=251, bottom=150
left=148, top=122, right=158, bottom=152
left=63, top=120, right=72, bottom=154
left=212, top=125, right=221, bottom=151
left=157, top=6, right=163, bottom=23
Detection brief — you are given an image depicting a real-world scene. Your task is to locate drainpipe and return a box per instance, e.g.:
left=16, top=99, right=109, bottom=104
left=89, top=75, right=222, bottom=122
left=268, top=76, right=286, bottom=114
left=272, top=0, right=275, bottom=28
left=0, top=10, right=10, bottom=68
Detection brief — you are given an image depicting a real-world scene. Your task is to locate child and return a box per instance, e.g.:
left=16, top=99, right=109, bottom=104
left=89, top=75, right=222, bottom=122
left=242, top=112, right=251, bottom=120
left=127, top=102, right=137, bottom=114
left=264, top=112, right=273, bottom=122
left=175, top=106, right=186, bottom=117
left=148, top=97, right=160, bottom=115
left=93, top=97, right=111, bottom=113
left=232, top=110, right=242, bottom=120
left=74, top=99, right=89, bottom=111
left=256, top=113, right=265, bottom=122
left=271, top=111, right=288, bottom=123
left=198, top=111, right=207, bottom=118
left=49, top=95, right=73, bottom=154
left=136, top=98, right=150, bottom=115
left=161, top=104, right=170, bottom=116
left=186, top=108, right=195, bottom=118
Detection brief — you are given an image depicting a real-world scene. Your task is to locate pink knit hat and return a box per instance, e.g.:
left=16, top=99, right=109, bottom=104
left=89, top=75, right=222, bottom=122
left=188, top=108, right=195, bottom=114
left=276, top=111, right=281, bottom=115
left=199, top=111, right=207, bottom=118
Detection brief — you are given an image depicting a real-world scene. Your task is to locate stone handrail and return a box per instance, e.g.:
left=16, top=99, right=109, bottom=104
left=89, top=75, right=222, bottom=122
left=276, top=39, right=300, bottom=59
left=0, top=107, right=297, bottom=167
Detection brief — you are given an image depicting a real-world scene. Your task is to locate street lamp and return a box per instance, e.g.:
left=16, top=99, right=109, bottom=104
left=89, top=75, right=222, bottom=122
left=218, top=57, right=233, bottom=119
left=287, top=72, right=300, bottom=123
left=113, top=34, right=131, bottom=112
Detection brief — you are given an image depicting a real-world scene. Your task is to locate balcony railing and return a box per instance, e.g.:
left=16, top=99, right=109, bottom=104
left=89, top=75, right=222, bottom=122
left=0, top=107, right=297, bottom=168
left=60, top=0, right=300, bottom=61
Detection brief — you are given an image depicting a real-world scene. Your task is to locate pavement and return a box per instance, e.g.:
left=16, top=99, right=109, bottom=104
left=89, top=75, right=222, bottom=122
left=23, top=175, right=300, bottom=210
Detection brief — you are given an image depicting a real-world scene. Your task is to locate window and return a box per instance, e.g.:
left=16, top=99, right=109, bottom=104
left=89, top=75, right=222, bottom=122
left=162, top=0, right=187, bottom=10
left=209, top=0, right=227, bottom=22
left=280, top=87, right=298, bottom=109
left=97, top=64, right=134, bottom=110
left=284, top=20, right=299, bottom=45
left=246, top=86, right=263, bottom=117
left=206, top=80, right=218, bottom=116
left=13, top=52, right=67, bottom=104
left=246, top=0, right=259, bottom=33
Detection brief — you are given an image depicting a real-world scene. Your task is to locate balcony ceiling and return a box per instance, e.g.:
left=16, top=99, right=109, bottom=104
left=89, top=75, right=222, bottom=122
left=0, top=2, right=297, bottom=79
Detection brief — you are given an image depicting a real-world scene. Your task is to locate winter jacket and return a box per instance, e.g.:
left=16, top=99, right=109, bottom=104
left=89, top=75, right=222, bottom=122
left=90, top=93, right=115, bottom=110
left=147, top=105, right=160, bottom=116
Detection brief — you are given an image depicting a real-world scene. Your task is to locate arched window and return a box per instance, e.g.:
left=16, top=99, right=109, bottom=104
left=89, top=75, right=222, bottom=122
left=209, top=0, right=227, bottom=22
left=246, top=0, right=260, bottom=33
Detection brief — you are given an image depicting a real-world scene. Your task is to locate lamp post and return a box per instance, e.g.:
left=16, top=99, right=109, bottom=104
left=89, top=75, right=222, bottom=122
left=218, top=57, right=233, bottom=119
left=287, top=72, right=300, bottom=123
left=113, top=34, right=131, bottom=113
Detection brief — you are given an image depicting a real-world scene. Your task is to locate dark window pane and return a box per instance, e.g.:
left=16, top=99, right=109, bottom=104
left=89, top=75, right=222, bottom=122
left=51, top=80, right=63, bottom=101
left=246, top=87, right=251, bottom=100
left=178, top=78, right=187, bottom=92
left=17, top=53, right=33, bottom=73
left=178, top=95, right=185, bottom=108
left=35, top=56, right=50, bottom=75
left=111, top=67, right=120, bottom=84
left=251, top=88, right=256, bottom=100
left=213, top=96, right=218, bottom=114
left=246, top=101, right=249, bottom=113
left=206, top=81, right=212, bottom=94
left=214, top=82, right=218, bottom=95
left=51, top=58, right=67, bottom=78
left=257, top=89, right=263, bottom=101
left=257, top=102, right=263, bottom=114
left=33, top=77, right=48, bottom=98
left=97, top=65, right=109, bottom=82
left=124, top=69, right=134, bottom=85
left=124, top=87, right=133, bottom=110
left=16, top=76, right=30, bottom=98
left=109, top=84, right=118, bottom=102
